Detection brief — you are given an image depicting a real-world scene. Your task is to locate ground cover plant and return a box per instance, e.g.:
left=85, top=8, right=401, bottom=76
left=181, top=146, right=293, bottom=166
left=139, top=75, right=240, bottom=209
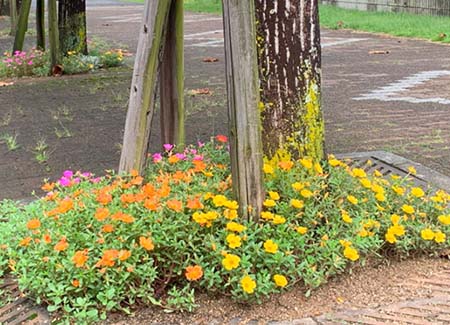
left=123, top=0, right=222, bottom=13
left=0, top=136, right=449, bottom=323
left=0, top=39, right=124, bottom=78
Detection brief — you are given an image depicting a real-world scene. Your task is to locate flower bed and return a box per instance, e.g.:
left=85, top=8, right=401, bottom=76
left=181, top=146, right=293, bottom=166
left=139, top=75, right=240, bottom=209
left=0, top=136, right=449, bottom=323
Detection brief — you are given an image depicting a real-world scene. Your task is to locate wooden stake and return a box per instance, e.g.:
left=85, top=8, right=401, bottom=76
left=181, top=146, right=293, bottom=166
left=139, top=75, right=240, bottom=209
left=119, top=0, right=172, bottom=173
left=160, top=0, right=184, bottom=147
left=222, top=0, right=264, bottom=221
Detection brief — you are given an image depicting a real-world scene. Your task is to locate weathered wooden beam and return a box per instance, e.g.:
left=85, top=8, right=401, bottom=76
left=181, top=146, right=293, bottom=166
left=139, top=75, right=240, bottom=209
left=9, top=0, right=17, bottom=36
left=160, top=0, right=184, bottom=147
left=119, top=0, right=172, bottom=173
left=222, top=0, right=264, bottom=221
left=12, top=0, right=31, bottom=52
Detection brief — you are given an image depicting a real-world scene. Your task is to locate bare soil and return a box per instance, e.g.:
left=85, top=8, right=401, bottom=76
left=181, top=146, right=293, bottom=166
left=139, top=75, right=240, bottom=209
left=105, top=256, right=450, bottom=324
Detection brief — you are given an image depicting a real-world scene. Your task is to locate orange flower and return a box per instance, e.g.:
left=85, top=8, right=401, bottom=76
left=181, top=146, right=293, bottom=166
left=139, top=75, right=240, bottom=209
left=139, top=236, right=155, bottom=251
left=185, top=265, right=203, bottom=281
left=158, top=184, right=171, bottom=198
left=19, top=237, right=32, bottom=247
left=142, top=183, right=156, bottom=197
left=95, top=207, right=110, bottom=221
left=54, top=237, right=68, bottom=252
left=166, top=199, right=183, bottom=212
left=130, top=169, right=139, bottom=177
left=131, top=176, right=143, bottom=185
left=58, top=199, right=74, bottom=214
left=193, top=160, right=206, bottom=172
left=144, top=198, right=160, bottom=211
left=43, top=234, right=52, bottom=244
left=96, top=191, right=112, bottom=205
left=72, top=279, right=80, bottom=287
left=27, top=219, right=41, bottom=230
left=111, top=211, right=135, bottom=223
left=102, top=224, right=114, bottom=233
left=216, top=134, right=228, bottom=143
left=121, top=193, right=136, bottom=204
left=118, top=250, right=131, bottom=261
left=278, top=160, right=294, bottom=171
left=186, top=196, right=204, bottom=210
left=168, top=155, right=180, bottom=164
left=72, top=250, right=89, bottom=268
left=96, top=249, right=119, bottom=267
left=41, top=182, right=55, bottom=192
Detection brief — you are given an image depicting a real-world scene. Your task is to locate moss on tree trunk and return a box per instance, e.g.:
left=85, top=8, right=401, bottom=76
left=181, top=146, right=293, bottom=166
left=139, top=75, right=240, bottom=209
left=58, top=0, right=87, bottom=55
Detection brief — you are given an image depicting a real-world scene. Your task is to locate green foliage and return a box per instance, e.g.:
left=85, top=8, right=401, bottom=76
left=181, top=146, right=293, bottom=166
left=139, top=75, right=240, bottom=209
left=320, top=5, right=450, bottom=43
left=121, top=0, right=222, bottom=14
left=0, top=139, right=449, bottom=323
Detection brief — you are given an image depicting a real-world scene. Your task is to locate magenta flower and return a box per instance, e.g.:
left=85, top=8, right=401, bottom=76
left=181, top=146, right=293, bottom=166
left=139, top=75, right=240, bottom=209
left=73, top=177, right=80, bottom=184
left=197, top=141, right=205, bottom=148
left=63, top=170, right=73, bottom=178
left=175, top=153, right=186, bottom=160
left=58, top=177, right=71, bottom=187
left=90, top=177, right=101, bottom=183
left=193, top=154, right=204, bottom=161
left=81, top=172, right=91, bottom=178
left=163, top=144, right=174, bottom=151
left=152, top=153, right=163, bottom=163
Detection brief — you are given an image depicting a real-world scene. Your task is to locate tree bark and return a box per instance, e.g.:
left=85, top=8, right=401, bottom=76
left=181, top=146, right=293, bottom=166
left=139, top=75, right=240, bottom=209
left=12, top=0, right=31, bottom=52
left=58, top=0, right=88, bottom=55
left=223, top=0, right=264, bottom=221
left=9, top=0, right=17, bottom=36
left=119, top=0, right=172, bottom=173
left=160, top=0, right=185, bottom=147
left=255, top=0, right=324, bottom=162
left=48, top=0, right=61, bottom=72
left=36, top=0, right=45, bottom=50
left=0, top=0, right=10, bottom=16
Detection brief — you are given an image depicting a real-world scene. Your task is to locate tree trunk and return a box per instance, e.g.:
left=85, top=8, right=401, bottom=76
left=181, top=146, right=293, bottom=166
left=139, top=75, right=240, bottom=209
left=160, top=0, right=185, bottom=147
left=223, top=0, right=264, bottom=221
left=255, top=0, right=324, bottom=162
left=12, top=0, right=31, bottom=52
left=119, top=0, right=172, bottom=173
left=58, top=0, right=88, bottom=55
left=9, top=0, right=17, bottom=36
left=48, top=0, right=61, bottom=72
left=36, top=0, right=45, bottom=50
left=0, top=0, right=10, bottom=16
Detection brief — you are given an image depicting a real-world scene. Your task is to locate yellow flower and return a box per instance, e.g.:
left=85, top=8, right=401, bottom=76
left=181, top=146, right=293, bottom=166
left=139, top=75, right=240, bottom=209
left=224, top=209, right=238, bottom=220
left=290, top=199, right=304, bottom=209
left=300, top=158, right=313, bottom=169
left=226, top=234, right=242, bottom=249
left=358, top=229, right=369, bottom=237
left=371, top=184, right=384, bottom=194
left=408, top=166, right=417, bottom=175
left=410, top=187, right=425, bottom=198
left=402, top=205, right=415, bottom=215
left=263, top=239, right=278, bottom=254
left=375, top=193, right=386, bottom=202
left=272, top=215, right=286, bottom=225
left=263, top=164, right=274, bottom=174
left=373, top=170, right=383, bottom=177
left=224, top=200, right=239, bottom=210
left=352, top=168, right=367, bottom=178
left=346, top=195, right=358, bottom=205
left=359, top=178, right=371, bottom=189
left=222, top=253, right=240, bottom=270
left=212, top=195, right=227, bottom=207
left=328, top=157, right=341, bottom=167
left=296, top=226, right=308, bottom=235
left=343, top=246, right=359, bottom=261
left=434, top=231, right=446, bottom=243
left=390, top=225, right=405, bottom=236
left=314, top=163, right=323, bottom=174
left=300, top=189, right=313, bottom=199
left=268, top=191, right=280, bottom=200
left=261, top=211, right=274, bottom=220
left=273, top=274, right=288, bottom=287
left=226, top=222, right=246, bottom=233
left=390, top=214, right=401, bottom=225
left=385, top=232, right=397, bottom=244
left=263, top=199, right=276, bottom=208
left=292, top=182, right=304, bottom=191
left=438, top=215, right=450, bottom=225
left=392, top=186, right=405, bottom=196
left=339, top=239, right=352, bottom=247
left=420, top=228, right=435, bottom=241
left=241, top=275, right=256, bottom=294
left=341, top=211, right=353, bottom=224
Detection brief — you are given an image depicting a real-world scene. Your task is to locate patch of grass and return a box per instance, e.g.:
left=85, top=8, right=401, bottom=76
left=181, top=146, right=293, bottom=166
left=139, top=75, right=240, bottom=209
left=120, top=0, right=222, bottom=14
left=33, top=138, right=50, bottom=164
left=0, top=133, right=20, bottom=151
left=319, top=5, right=450, bottom=43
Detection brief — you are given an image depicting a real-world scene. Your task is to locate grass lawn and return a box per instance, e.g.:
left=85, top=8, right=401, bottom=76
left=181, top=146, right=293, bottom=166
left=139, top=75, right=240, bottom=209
left=121, top=0, right=450, bottom=43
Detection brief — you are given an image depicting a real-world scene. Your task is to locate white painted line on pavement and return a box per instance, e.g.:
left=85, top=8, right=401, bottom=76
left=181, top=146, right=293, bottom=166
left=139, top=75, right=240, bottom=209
left=322, top=38, right=368, bottom=48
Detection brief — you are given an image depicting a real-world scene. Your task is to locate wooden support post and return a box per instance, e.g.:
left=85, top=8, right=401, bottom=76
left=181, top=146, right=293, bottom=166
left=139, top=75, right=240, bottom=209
left=160, top=0, right=184, bottom=147
left=36, top=0, right=45, bottom=50
left=9, top=0, right=17, bottom=36
left=222, top=0, right=264, bottom=221
left=12, top=0, right=31, bottom=52
left=119, top=0, right=172, bottom=173
left=48, top=0, right=61, bottom=72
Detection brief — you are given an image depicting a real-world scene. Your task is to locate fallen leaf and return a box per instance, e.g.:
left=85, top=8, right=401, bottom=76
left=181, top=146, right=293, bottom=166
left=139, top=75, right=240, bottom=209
left=369, top=50, right=390, bottom=55
left=336, top=296, right=345, bottom=304
left=203, top=57, right=219, bottom=63
left=189, top=88, right=213, bottom=96
left=0, top=81, right=14, bottom=87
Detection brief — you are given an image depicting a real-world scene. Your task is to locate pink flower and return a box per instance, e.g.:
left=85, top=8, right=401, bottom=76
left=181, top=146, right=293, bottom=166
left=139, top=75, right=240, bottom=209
left=81, top=172, right=91, bottom=178
left=73, top=177, right=80, bottom=184
left=58, top=177, right=71, bottom=187
left=90, top=177, right=101, bottom=183
left=163, top=144, right=174, bottom=151
left=197, top=141, right=205, bottom=148
left=63, top=170, right=73, bottom=178
left=152, top=153, right=162, bottom=163
left=193, top=155, right=204, bottom=161
left=27, top=60, right=33, bottom=65
left=175, top=153, right=186, bottom=160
